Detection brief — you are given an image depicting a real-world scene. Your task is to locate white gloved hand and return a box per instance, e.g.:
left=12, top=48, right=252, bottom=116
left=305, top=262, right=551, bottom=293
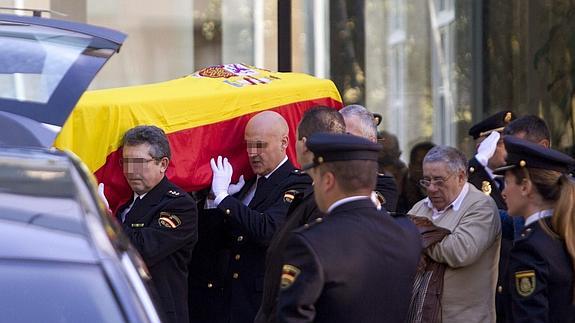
left=98, top=183, right=110, bottom=209
left=370, top=191, right=382, bottom=210
left=228, top=175, right=245, bottom=195
left=210, top=156, right=233, bottom=196
left=475, top=131, right=500, bottom=167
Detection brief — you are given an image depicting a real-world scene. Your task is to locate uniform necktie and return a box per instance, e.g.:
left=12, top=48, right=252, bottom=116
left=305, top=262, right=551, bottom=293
left=122, top=196, right=142, bottom=222
left=254, top=176, right=267, bottom=197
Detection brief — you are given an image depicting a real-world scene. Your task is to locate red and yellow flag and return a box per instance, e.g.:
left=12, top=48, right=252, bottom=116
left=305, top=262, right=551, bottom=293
left=55, top=64, right=342, bottom=211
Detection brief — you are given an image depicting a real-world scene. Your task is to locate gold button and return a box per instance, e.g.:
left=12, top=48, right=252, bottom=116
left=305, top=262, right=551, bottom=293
left=207, top=283, right=213, bottom=288
left=497, top=286, right=503, bottom=293
left=233, top=273, right=239, bottom=279
left=235, top=254, right=241, bottom=261
left=225, top=209, right=231, bottom=215
left=237, top=236, right=244, bottom=242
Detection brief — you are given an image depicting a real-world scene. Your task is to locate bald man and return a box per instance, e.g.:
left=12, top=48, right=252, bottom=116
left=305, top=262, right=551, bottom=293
left=188, top=111, right=311, bottom=323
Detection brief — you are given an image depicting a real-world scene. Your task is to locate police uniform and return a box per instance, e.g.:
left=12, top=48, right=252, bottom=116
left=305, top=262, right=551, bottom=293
left=277, top=133, right=422, bottom=323
left=255, top=182, right=320, bottom=323
left=468, top=111, right=516, bottom=322
left=494, top=136, right=575, bottom=322
left=188, top=160, right=311, bottom=323
left=117, top=176, right=198, bottom=323
left=468, top=110, right=515, bottom=210
left=376, top=173, right=398, bottom=212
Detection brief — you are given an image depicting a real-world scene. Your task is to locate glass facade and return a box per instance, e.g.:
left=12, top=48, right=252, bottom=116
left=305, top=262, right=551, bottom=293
left=2, top=0, right=574, bottom=158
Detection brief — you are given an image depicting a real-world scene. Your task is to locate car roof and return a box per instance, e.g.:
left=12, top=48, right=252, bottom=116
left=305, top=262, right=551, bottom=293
left=0, top=147, right=110, bottom=263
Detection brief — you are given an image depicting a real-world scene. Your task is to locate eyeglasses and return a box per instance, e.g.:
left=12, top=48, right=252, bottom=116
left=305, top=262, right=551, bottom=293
left=246, top=140, right=268, bottom=153
left=119, top=157, right=159, bottom=167
left=419, top=174, right=453, bottom=188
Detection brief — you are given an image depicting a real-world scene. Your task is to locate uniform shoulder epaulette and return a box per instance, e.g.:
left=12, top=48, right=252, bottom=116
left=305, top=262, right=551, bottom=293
left=166, top=189, right=183, bottom=197
left=301, top=217, right=324, bottom=230
left=283, top=189, right=304, bottom=203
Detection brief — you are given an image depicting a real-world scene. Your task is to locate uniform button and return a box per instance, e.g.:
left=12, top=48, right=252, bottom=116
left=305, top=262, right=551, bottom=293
left=497, top=285, right=503, bottom=293
left=521, top=234, right=525, bottom=238
left=233, top=273, right=239, bottom=279
left=207, top=283, right=213, bottom=288
left=237, top=236, right=244, bottom=242
left=235, top=254, right=241, bottom=261
left=225, top=209, right=231, bottom=215
left=315, top=217, right=323, bottom=223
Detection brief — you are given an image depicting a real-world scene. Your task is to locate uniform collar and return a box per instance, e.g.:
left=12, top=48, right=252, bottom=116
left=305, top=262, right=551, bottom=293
left=524, top=209, right=553, bottom=227
left=327, top=196, right=370, bottom=214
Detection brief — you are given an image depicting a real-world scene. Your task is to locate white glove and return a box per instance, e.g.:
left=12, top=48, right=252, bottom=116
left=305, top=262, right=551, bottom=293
left=228, top=175, right=245, bottom=195
left=98, top=183, right=110, bottom=209
left=475, top=131, right=500, bottom=167
left=370, top=191, right=382, bottom=210
left=210, top=156, right=233, bottom=196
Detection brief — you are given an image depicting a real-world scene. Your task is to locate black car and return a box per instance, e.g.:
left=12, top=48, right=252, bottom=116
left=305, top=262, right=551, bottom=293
left=0, top=147, right=162, bottom=323
left=0, top=10, right=162, bottom=323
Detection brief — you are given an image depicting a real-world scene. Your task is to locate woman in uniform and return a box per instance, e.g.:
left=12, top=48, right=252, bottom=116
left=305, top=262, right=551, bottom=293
left=495, top=136, right=575, bottom=322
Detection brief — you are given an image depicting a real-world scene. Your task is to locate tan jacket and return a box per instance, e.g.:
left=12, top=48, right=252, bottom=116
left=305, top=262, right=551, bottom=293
left=409, top=184, right=501, bottom=323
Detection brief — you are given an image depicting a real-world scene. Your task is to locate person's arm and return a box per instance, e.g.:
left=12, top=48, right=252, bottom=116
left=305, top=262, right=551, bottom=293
left=508, top=241, right=549, bottom=323
left=277, top=232, right=324, bottom=323
left=123, top=196, right=198, bottom=266
left=426, top=198, right=500, bottom=268
left=218, top=174, right=311, bottom=245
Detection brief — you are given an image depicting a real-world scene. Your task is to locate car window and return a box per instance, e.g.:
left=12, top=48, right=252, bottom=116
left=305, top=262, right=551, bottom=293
left=0, top=260, right=126, bottom=323
left=0, top=22, right=92, bottom=104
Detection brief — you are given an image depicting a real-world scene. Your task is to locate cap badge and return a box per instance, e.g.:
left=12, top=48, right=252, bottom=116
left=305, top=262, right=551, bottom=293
left=280, top=264, right=301, bottom=289
left=481, top=181, right=492, bottom=195
left=515, top=270, right=535, bottom=297
left=158, top=212, right=182, bottom=229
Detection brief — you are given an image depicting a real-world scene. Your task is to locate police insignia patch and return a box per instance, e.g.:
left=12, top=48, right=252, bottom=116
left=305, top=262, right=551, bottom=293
left=515, top=270, right=536, bottom=297
left=283, top=190, right=297, bottom=203
left=280, top=264, right=301, bottom=289
left=158, top=212, right=182, bottom=229
left=481, top=181, right=492, bottom=195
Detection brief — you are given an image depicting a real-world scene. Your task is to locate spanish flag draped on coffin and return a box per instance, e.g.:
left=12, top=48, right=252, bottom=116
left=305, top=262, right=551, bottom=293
left=54, top=64, right=342, bottom=212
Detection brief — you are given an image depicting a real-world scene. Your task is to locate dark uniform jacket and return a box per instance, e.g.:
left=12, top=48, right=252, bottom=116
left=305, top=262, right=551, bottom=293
left=256, top=173, right=403, bottom=323
left=117, top=176, right=198, bottom=323
left=468, top=156, right=506, bottom=209
left=468, top=156, right=512, bottom=323
left=504, top=218, right=575, bottom=323
left=255, top=183, right=321, bottom=323
left=188, top=159, right=311, bottom=323
left=376, top=173, right=398, bottom=213
left=277, top=198, right=422, bottom=323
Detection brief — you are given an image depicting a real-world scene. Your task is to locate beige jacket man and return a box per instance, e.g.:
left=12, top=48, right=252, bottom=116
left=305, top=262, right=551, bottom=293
left=409, top=146, right=501, bottom=323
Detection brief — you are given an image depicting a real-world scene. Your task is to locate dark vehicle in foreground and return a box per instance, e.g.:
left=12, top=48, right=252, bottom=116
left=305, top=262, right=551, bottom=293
left=0, top=148, right=161, bottom=323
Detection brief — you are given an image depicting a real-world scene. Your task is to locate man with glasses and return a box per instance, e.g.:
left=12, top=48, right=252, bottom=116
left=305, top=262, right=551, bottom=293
left=409, top=145, right=501, bottom=322
left=188, top=111, right=310, bottom=323
left=116, top=125, right=198, bottom=323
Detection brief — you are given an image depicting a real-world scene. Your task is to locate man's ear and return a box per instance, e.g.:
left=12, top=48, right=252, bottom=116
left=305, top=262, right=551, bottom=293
left=160, top=157, right=169, bottom=173
left=323, top=171, right=336, bottom=192
left=281, top=135, right=289, bottom=151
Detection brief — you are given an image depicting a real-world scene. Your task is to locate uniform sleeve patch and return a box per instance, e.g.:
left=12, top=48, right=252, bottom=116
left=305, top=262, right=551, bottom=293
left=481, top=181, right=492, bottom=195
left=158, top=212, right=182, bottom=229
left=283, top=190, right=297, bottom=203
left=280, top=264, right=301, bottom=289
left=515, top=270, right=536, bottom=297
left=166, top=190, right=181, bottom=197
